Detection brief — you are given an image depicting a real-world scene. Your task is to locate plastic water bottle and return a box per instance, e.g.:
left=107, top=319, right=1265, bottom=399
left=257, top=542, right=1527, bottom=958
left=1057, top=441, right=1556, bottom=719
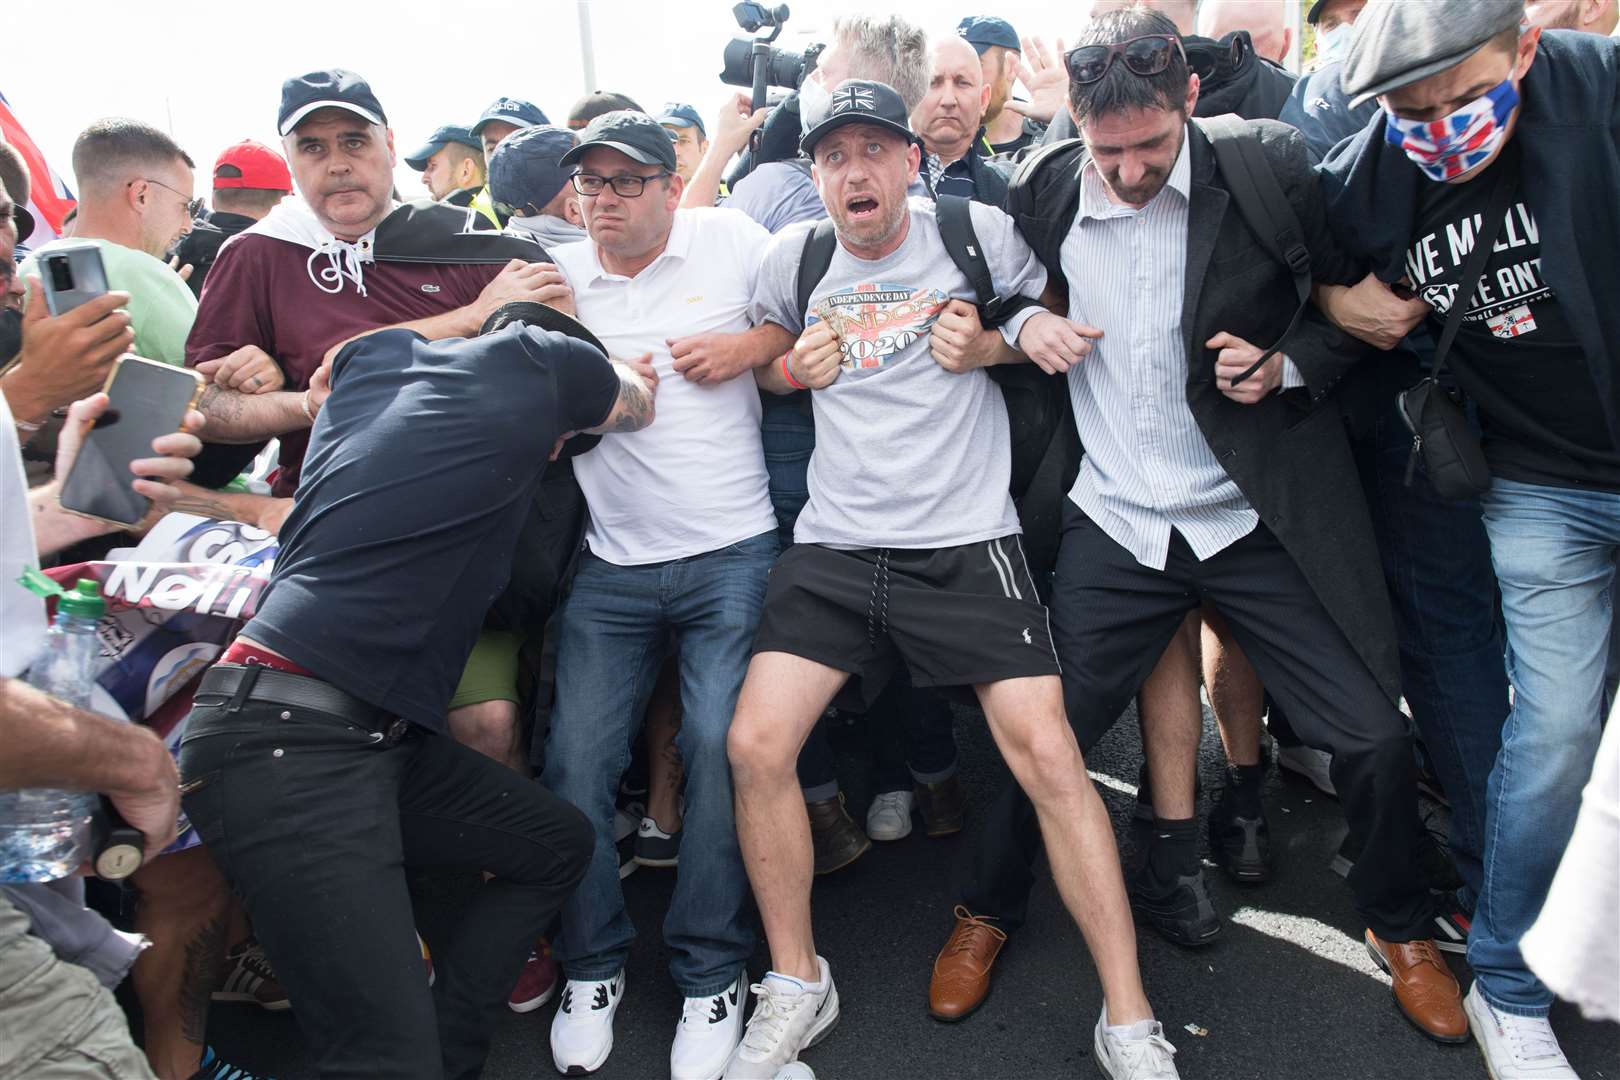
left=0, top=579, right=107, bottom=882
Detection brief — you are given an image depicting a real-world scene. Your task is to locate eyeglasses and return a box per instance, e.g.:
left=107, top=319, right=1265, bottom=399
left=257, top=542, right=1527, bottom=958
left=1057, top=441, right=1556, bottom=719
left=571, top=171, right=672, bottom=198
left=1064, top=34, right=1188, bottom=85
left=133, top=177, right=204, bottom=218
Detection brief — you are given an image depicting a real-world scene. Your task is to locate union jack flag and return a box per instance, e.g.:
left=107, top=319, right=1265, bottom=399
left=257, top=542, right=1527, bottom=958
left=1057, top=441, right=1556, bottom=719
left=0, top=90, right=76, bottom=250
left=1396, top=113, right=1499, bottom=179
left=832, top=84, right=877, bottom=114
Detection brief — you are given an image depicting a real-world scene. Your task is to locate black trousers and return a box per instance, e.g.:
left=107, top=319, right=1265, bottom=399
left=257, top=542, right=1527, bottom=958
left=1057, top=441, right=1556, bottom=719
left=179, top=668, right=592, bottom=1079
left=960, top=505, right=1433, bottom=942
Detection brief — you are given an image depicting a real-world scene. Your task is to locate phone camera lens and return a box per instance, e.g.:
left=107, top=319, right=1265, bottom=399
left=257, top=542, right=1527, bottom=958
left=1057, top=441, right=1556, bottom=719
left=47, top=256, right=75, bottom=293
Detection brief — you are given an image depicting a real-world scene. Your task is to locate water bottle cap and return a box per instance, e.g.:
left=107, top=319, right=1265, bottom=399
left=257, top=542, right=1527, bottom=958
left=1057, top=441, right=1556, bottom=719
left=57, top=579, right=106, bottom=618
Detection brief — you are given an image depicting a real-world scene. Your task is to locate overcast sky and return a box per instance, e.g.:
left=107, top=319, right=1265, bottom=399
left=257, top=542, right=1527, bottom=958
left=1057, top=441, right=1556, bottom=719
left=9, top=0, right=1111, bottom=201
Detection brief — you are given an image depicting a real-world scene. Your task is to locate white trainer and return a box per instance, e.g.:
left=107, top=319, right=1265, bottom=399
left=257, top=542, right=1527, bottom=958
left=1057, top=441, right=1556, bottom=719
left=1277, top=744, right=1337, bottom=797
left=549, top=969, right=626, bottom=1075
left=722, top=957, right=839, bottom=1079
left=1093, top=1009, right=1179, bottom=1080
left=865, top=790, right=914, bottom=842
left=672, top=975, right=746, bottom=1080
left=1465, top=983, right=1579, bottom=1079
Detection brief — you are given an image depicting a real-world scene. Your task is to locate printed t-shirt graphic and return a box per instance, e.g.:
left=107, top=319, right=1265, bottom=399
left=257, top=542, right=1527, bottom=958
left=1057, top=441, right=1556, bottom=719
left=812, top=284, right=947, bottom=371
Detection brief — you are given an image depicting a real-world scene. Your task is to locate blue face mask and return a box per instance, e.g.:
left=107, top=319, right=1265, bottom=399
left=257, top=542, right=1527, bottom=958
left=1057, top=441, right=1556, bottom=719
left=1315, top=22, right=1351, bottom=66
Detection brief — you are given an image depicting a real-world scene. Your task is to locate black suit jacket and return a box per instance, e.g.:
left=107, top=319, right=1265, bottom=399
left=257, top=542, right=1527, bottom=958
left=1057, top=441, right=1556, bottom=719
left=1010, top=118, right=1400, bottom=704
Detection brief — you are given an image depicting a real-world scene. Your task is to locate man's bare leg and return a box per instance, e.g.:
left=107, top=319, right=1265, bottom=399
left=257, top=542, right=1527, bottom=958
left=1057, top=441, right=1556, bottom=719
left=1202, top=607, right=1265, bottom=767
left=976, top=675, right=1153, bottom=1025
left=1137, top=614, right=1203, bottom=819
left=132, top=845, right=232, bottom=1079
left=448, top=698, right=527, bottom=774
left=726, top=651, right=850, bottom=982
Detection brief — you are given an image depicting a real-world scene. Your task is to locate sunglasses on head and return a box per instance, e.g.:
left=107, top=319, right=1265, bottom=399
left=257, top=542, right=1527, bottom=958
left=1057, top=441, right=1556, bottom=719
left=1065, top=34, right=1187, bottom=85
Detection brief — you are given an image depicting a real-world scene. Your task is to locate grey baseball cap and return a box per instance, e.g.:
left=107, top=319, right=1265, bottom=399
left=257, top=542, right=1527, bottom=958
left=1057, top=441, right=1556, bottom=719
left=558, top=110, right=677, bottom=171
left=1340, top=0, right=1526, bottom=107
left=488, top=125, right=578, bottom=213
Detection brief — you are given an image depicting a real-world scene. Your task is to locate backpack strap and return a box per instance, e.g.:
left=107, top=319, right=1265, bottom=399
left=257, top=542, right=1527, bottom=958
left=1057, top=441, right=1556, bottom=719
left=794, top=217, right=840, bottom=325
left=934, top=194, right=1042, bottom=329
left=1198, top=115, right=1312, bottom=386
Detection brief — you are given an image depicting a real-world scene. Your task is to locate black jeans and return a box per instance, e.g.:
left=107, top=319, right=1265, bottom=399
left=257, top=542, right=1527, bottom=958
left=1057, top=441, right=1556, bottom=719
left=179, top=668, right=592, bottom=1079
left=796, top=669, right=960, bottom=798
left=960, top=507, right=1433, bottom=942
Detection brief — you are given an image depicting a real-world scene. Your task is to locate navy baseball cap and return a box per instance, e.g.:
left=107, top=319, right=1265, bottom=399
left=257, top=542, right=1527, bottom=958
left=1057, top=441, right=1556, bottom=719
left=657, top=103, right=706, bottom=139
left=404, top=125, right=483, bottom=170
left=488, top=125, right=578, bottom=214
left=957, top=16, right=1021, bottom=55
left=801, top=80, right=915, bottom=157
left=278, top=68, right=387, bottom=136
left=559, top=111, right=678, bottom=171
left=470, top=97, right=550, bottom=138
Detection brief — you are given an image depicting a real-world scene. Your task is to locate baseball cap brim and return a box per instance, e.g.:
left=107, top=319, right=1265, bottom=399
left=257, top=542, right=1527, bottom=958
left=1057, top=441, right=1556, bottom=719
left=13, top=204, right=33, bottom=244
left=800, top=113, right=915, bottom=158
left=404, top=141, right=444, bottom=170
left=557, top=138, right=672, bottom=169
left=471, top=115, right=531, bottom=138
left=279, top=100, right=386, bottom=137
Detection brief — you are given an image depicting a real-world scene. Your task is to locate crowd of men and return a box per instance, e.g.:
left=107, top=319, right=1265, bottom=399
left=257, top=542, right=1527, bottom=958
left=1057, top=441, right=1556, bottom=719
left=2, top=0, right=1618, bottom=1078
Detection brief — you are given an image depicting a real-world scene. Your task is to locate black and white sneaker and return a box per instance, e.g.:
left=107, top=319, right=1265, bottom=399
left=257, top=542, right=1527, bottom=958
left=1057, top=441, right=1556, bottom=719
left=1431, top=892, right=1473, bottom=955
left=672, top=975, right=744, bottom=1080
left=549, top=969, right=626, bottom=1075
left=723, top=958, right=839, bottom=1079
left=634, top=817, right=682, bottom=868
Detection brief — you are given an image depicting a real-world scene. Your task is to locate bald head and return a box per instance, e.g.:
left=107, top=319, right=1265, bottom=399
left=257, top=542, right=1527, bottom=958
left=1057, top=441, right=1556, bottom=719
left=914, top=34, right=991, bottom=161
left=1524, top=0, right=1619, bottom=35
left=1197, top=0, right=1292, bottom=62
left=1089, top=0, right=1198, bottom=35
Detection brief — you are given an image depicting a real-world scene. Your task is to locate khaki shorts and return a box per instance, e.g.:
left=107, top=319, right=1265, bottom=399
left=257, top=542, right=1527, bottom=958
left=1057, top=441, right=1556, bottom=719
left=0, top=894, right=154, bottom=1079
left=448, top=630, right=526, bottom=710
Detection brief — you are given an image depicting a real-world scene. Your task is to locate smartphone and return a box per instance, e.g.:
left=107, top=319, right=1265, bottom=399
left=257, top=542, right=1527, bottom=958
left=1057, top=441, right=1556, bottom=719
left=59, top=356, right=203, bottom=527
left=37, top=240, right=110, bottom=316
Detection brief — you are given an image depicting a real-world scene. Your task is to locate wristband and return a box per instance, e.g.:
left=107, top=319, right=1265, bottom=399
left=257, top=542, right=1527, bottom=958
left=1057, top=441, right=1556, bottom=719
left=781, top=351, right=808, bottom=391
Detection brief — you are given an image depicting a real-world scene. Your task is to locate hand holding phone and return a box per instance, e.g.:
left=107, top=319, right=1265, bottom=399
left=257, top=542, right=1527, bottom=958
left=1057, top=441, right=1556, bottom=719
left=37, top=240, right=111, bottom=316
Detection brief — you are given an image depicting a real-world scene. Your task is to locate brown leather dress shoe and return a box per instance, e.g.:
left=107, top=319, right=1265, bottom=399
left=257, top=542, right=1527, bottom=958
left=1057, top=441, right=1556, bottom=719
left=807, top=792, right=871, bottom=875
left=929, top=906, right=1007, bottom=1022
left=914, top=775, right=966, bottom=837
left=1364, top=930, right=1469, bottom=1044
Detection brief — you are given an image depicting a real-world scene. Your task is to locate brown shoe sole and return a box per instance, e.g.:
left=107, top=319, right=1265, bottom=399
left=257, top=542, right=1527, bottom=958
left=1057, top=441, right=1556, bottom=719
left=928, top=982, right=990, bottom=1023
left=1364, top=938, right=1471, bottom=1045
left=923, top=818, right=964, bottom=838
left=814, top=834, right=872, bottom=876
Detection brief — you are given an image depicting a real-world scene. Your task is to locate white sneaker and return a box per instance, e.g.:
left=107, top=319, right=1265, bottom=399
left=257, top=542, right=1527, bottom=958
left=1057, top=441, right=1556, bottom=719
left=1277, top=744, right=1336, bottom=797
left=1093, top=1009, right=1179, bottom=1080
left=865, top=790, right=914, bottom=841
left=549, top=969, right=626, bottom=1075
left=722, top=957, right=839, bottom=1079
left=672, top=976, right=745, bottom=1080
left=1465, top=982, right=1579, bottom=1079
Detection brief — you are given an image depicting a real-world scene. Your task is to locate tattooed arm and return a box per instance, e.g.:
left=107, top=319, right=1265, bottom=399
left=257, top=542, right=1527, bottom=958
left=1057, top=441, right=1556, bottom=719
left=196, top=382, right=310, bottom=444
left=583, top=356, right=659, bottom=435
left=160, top=483, right=294, bottom=534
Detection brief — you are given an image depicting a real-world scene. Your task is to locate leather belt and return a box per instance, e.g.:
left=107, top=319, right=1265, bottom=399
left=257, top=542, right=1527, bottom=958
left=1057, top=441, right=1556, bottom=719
left=197, top=663, right=401, bottom=737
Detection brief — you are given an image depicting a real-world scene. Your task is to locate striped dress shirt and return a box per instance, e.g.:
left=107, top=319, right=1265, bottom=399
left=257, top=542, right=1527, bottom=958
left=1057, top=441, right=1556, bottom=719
left=1059, top=132, right=1298, bottom=571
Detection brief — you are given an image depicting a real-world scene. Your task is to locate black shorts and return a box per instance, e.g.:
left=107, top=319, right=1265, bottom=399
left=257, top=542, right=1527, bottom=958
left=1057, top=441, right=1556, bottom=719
left=752, top=536, right=1061, bottom=705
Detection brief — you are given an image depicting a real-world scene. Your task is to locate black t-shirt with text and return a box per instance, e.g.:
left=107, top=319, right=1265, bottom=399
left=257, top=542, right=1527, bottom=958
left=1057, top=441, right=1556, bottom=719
left=243, top=325, right=618, bottom=731
left=1405, top=152, right=1620, bottom=491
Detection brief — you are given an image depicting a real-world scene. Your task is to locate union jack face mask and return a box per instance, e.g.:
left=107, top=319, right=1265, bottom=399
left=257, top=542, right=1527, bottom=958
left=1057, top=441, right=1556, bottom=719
left=1383, top=78, right=1521, bottom=182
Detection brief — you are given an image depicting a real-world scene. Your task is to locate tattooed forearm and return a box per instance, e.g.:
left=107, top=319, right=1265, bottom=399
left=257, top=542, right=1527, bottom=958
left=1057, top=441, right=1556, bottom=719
left=197, top=385, right=307, bottom=443
left=587, top=362, right=658, bottom=435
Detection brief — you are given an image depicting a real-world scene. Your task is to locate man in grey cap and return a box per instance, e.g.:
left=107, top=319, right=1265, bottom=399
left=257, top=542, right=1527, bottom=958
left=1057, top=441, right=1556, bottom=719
left=405, top=124, right=487, bottom=207
left=1320, top=6, right=1620, bottom=1077
left=489, top=125, right=585, bottom=248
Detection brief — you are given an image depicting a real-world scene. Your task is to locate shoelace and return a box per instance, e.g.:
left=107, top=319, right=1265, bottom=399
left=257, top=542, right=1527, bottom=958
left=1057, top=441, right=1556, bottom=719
left=945, top=906, right=1007, bottom=958
left=1113, top=1026, right=1178, bottom=1080
left=1495, top=1007, right=1563, bottom=1061
left=870, top=791, right=910, bottom=815
left=1403, top=938, right=1451, bottom=977
left=305, top=239, right=369, bottom=297
left=738, top=982, right=794, bottom=1056
left=237, top=942, right=276, bottom=980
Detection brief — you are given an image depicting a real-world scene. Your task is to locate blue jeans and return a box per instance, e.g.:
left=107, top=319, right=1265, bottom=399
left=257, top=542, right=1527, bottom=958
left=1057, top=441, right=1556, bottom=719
left=1473, top=477, right=1617, bottom=1014
left=1352, top=402, right=1508, bottom=904
left=762, top=397, right=815, bottom=549
left=541, top=532, right=778, bottom=995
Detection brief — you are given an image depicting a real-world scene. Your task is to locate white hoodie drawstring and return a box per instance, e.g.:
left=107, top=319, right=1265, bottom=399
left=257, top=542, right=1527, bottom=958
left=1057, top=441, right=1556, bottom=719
left=305, top=238, right=370, bottom=297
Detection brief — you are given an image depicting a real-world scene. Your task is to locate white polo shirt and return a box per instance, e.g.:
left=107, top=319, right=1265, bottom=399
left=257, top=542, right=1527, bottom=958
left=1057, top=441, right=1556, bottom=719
left=552, top=207, right=777, bottom=566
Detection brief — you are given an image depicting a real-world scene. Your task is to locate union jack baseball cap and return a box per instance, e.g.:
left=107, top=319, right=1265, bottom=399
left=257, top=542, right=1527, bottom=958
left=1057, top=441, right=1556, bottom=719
left=800, top=79, right=916, bottom=158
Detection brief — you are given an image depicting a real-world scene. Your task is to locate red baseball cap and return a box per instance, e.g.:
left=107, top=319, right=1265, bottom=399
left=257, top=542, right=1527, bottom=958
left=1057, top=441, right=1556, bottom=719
left=212, top=140, right=292, bottom=191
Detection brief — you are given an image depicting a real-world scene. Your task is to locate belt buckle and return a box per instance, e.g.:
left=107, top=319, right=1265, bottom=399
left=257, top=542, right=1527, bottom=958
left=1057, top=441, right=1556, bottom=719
left=380, top=718, right=412, bottom=746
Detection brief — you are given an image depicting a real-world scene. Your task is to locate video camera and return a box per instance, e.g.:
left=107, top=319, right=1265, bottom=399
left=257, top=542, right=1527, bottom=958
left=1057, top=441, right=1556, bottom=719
left=719, top=3, right=824, bottom=114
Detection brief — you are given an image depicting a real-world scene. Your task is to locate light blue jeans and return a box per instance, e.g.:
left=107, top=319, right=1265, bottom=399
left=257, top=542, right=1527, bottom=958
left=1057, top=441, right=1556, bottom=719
left=1473, top=477, right=1616, bottom=1014
left=541, top=532, right=778, bottom=996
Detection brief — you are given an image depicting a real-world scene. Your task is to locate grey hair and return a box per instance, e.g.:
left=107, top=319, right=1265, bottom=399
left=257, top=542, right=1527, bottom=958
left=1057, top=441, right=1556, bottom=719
left=831, top=14, right=931, bottom=113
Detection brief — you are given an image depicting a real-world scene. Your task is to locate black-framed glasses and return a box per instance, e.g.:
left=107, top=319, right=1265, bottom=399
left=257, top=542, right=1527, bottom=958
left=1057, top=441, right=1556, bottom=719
left=133, top=177, right=204, bottom=218
left=571, top=171, right=672, bottom=198
left=1064, top=34, right=1188, bottom=85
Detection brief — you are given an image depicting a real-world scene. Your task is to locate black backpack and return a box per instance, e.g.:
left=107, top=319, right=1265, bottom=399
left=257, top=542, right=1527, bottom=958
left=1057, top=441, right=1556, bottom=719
left=791, top=195, right=1058, bottom=500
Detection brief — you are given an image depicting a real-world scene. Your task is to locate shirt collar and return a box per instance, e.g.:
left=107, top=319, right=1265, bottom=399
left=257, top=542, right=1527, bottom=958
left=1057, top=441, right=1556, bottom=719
left=1079, top=124, right=1192, bottom=221
left=581, top=208, right=692, bottom=284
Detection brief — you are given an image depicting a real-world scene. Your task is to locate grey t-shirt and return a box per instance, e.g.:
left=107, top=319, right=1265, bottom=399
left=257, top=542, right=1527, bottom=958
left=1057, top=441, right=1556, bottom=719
left=750, top=197, right=1048, bottom=549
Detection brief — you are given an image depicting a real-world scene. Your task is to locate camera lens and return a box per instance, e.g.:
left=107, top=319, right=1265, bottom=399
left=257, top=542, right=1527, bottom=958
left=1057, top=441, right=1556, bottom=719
left=47, top=255, right=75, bottom=294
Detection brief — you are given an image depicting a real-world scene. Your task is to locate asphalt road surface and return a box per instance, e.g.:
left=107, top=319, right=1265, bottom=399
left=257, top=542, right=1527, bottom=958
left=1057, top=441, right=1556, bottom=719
left=205, top=702, right=1620, bottom=1079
